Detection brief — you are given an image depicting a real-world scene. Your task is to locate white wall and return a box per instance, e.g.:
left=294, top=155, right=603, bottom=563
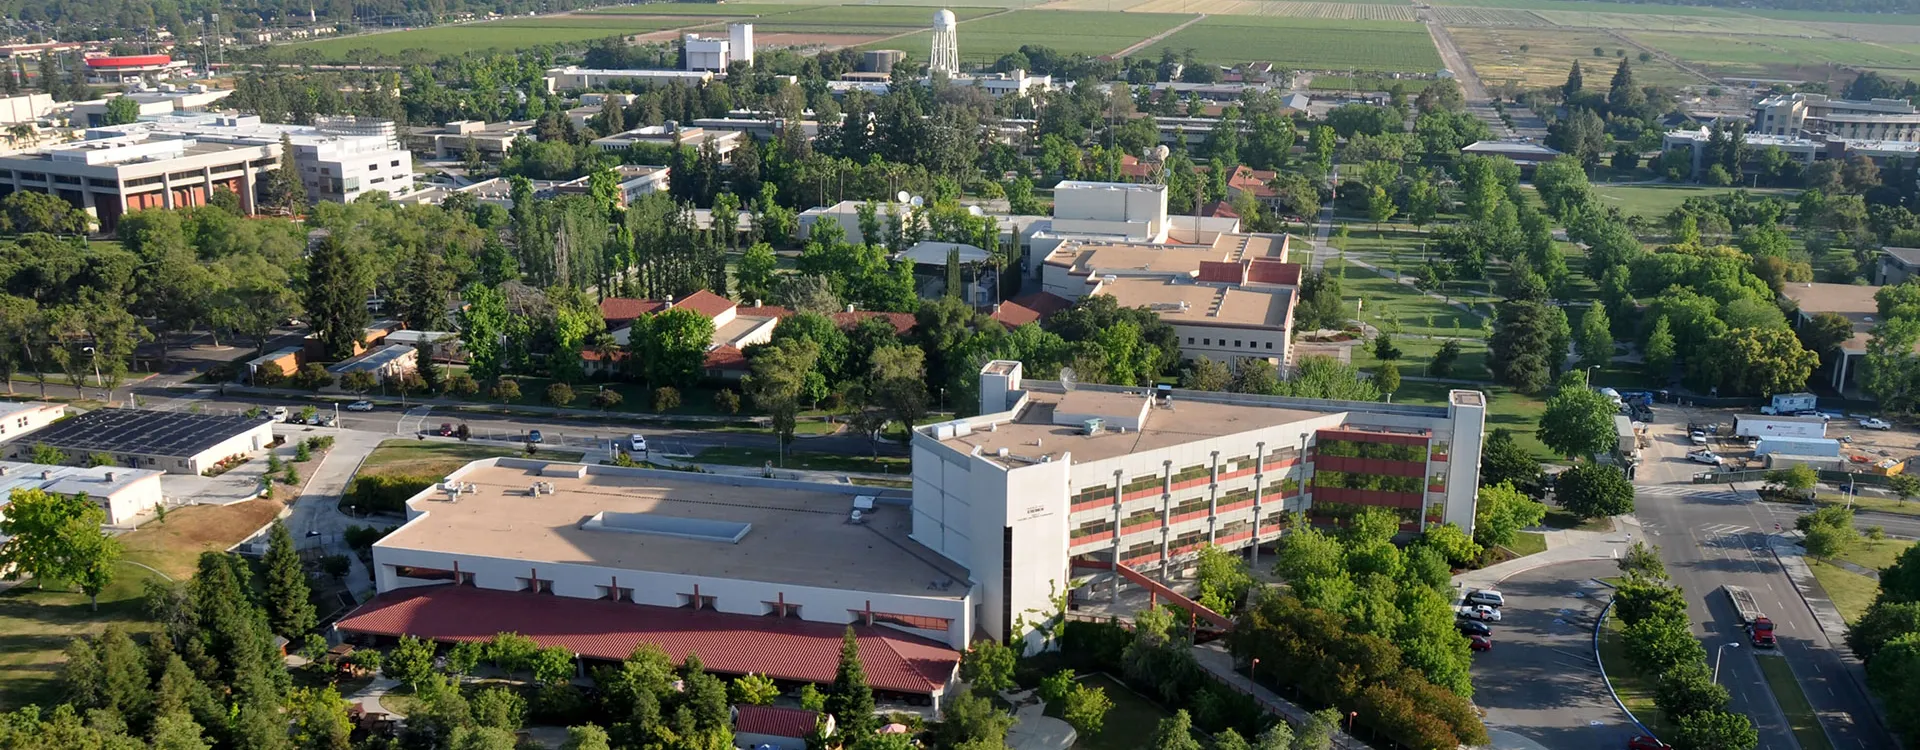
left=1172, top=326, right=1287, bottom=366
left=185, top=421, right=276, bottom=475
left=102, top=473, right=165, bottom=526
left=0, top=403, right=67, bottom=443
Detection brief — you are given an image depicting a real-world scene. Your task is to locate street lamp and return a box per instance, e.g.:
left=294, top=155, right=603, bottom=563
left=81, top=346, right=104, bottom=402
left=1584, top=364, right=1601, bottom=387
left=1347, top=710, right=1358, bottom=734
left=1713, top=641, right=1741, bottom=683
left=1249, top=657, right=1259, bottom=681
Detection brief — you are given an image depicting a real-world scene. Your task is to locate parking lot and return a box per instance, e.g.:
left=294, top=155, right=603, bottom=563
left=1469, top=562, right=1643, bottom=750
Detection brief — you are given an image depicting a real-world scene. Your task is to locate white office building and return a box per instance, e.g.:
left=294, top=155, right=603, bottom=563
left=683, top=24, right=754, bottom=72
left=0, top=461, right=166, bottom=527
left=0, top=402, right=69, bottom=444
left=89, top=112, right=415, bottom=203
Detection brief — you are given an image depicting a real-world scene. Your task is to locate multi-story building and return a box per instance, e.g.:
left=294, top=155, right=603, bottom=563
left=544, top=66, right=714, bottom=93
left=89, top=112, right=414, bottom=203
left=406, top=120, right=536, bottom=161
left=332, top=361, right=1488, bottom=697
left=1750, top=93, right=1920, bottom=142
left=1662, top=126, right=1920, bottom=179
left=592, top=124, right=743, bottom=159
left=0, top=133, right=279, bottom=230
left=0, top=402, right=68, bottom=444
left=683, top=24, right=754, bottom=72
left=1880, top=247, right=1920, bottom=286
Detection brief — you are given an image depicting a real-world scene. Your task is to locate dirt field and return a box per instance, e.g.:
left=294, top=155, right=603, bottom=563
left=1450, top=26, right=1703, bottom=90
left=119, top=500, right=287, bottom=581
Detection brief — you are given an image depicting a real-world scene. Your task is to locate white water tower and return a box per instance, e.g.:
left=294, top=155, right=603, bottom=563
left=930, top=8, right=959, bottom=75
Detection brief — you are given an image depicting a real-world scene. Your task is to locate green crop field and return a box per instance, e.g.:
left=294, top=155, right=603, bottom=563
left=578, top=2, right=812, bottom=15
left=870, top=9, right=1195, bottom=61
left=1145, top=16, right=1442, bottom=71
left=1425, top=0, right=1739, bottom=14
left=273, top=15, right=712, bottom=60
left=1309, top=74, right=1434, bottom=91
left=1632, top=31, right=1920, bottom=77
left=752, top=4, right=1000, bottom=32
left=1749, top=8, right=1920, bottom=24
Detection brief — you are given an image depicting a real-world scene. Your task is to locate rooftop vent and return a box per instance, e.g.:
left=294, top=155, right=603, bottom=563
left=583, top=511, right=751, bottom=543
left=1084, top=418, right=1104, bottom=436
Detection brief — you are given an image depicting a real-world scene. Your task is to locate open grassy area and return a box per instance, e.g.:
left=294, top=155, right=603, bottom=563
left=695, top=446, right=908, bottom=474
left=1143, top=16, right=1441, bottom=71
left=873, top=9, right=1194, bottom=61
left=1598, top=609, right=1673, bottom=738
left=1632, top=31, right=1920, bottom=79
left=118, top=500, right=286, bottom=580
left=1333, top=264, right=1491, bottom=340
left=751, top=4, right=999, bottom=31
left=1837, top=538, right=1914, bottom=572
left=1428, top=0, right=1738, bottom=14
left=1544, top=506, right=1614, bottom=532
left=273, top=15, right=712, bottom=61
left=1756, top=655, right=1834, bottom=750
left=1450, top=26, right=1700, bottom=90
left=1807, top=492, right=1920, bottom=519
left=1587, top=185, right=1797, bottom=220
left=1064, top=674, right=1173, bottom=750
left=1501, top=530, right=1549, bottom=558
left=1808, top=559, right=1879, bottom=624
left=359, top=439, right=583, bottom=478
left=579, top=2, right=815, bottom=14
left=1352, top=337, right=1492, bottom=382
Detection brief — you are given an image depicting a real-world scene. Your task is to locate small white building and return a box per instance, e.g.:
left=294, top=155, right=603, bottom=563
left=329, top=344, right=419, bottom=384
left=683, top=23, right=754, bottom=72
left=0, top=460, right=166, bottom=526
left=2, top=408, right=275, bottom=476
left=0, top=402, right=69, bottom=444
left=545, top=66, right=713, bottom=93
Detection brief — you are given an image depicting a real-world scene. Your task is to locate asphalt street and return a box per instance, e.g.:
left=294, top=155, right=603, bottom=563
left=1636, top=405, right=1892, bottom=750
left=1472, top=563, right=1636, bottom=750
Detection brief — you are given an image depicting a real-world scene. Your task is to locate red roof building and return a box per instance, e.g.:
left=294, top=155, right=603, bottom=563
left=733, top=705, right=828, bottom=742
left=989, top=292, right=1072, bottom=329
left=336, top=585, right=960, bottom=697
left=599, top=298, right=669, bottom=329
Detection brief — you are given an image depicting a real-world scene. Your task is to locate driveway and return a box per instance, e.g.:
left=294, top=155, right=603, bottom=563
left=1471, top=561, right=1642, bottom=750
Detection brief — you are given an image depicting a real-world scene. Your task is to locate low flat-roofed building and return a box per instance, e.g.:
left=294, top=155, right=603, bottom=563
left=0, top=93, right=57, bottom=125
left=593, top=125, right=743, bottom=159
left=0, top=402, right=69, bottom=444
left=0, top=460, right=165, bottom=526
left=1881, top=247, right=1920, bottom=286
left=1094, top=277, right=1294, bottom=365
left=329, top=344, right=419, bottom=384
left=1780, top=281, right=1920, bottom=391
left=545, top=66, right=714, bottom=93
left=3, top=408, right=275, bottom=475
left=1461, top=140, right=1564, bottom=167
left=341, top=458, right=965, bottom=703
left=0, top=133, right=278, bottom=230
left=383, top=330, right=464, bottom=363
left=406, top=119, right=536, bottom=160
left=245, top=346, right=306, bottom=383
left=90, top=112, right=414, bottom=204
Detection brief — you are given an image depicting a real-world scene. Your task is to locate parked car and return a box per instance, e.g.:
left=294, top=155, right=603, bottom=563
left=1860, top=418, right=1892, bottom=430
left=271, top=406, right=288, bottom=422
left=437, top=423, right=454, bottom=437
left=346, top=400, right=374, bottom=412
left=1688, top=450, right=1723, bottom=465
left=527, top=430, right=544, bottom=444
left=1628, top=737, right=1672, bottom=750
left=1468, top=635, right=1493, bottom=652
left=1455, top=620, right=1492, bottom=637
left=1465, top=589, right=1505, bottom=607
left=629, top=433, right=648, bottom=452
left=1457, top=604, right=1503, bottom=622
left=1689, top=430, right=1709, bottom=445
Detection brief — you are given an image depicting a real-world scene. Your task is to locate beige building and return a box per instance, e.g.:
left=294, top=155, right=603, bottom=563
left=1750, top=93, right=1920, bottom=142
left=0, top=402, right=68, bottom=444
left=0, top=133, right=278, bottom=230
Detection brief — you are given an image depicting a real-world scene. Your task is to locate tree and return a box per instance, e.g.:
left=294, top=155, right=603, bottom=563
left=1618, top=541, right=1667, bottom=581
left=1698, top=327, right=1818, bottom=397
left=1429, top=339, right=1463, bottom=378
left=1372, top=332, right=1402, bottom=361
left=1490, top=300, right=1567, bottom=394
left=561, top=725, right=612, bottom=750
left=1563, top=60, right=1585, bottom=100
left=1151, top=709, right=1203, bottom=750
left=1577, top=304, right=1612, bottom=369
left=747, top=339, right=821, bottom=463
left=303, top=235, right=372, bottom=360
left=1671, top=710, right=1757, bottom=750
left=1420, top=523, right=1482, bottom=566
left=0, top=489, right=118, bottom=605
left=384, top=635, right=437, bottom=689
left=262, top=521, right=315, bottom=640
left=1654, top=661, right=1728, bottom=718
left=731, top=673, right=780, bottom=705
left=546, top=382, right=575, bottom=407
left=1644, top=315, right=1676, bottom=379
left=1798, top=505, right=1859, bottom=559
left=735, top=242, right=781, bottom=304
left=104, top=95, right=140, bottom=125
left=1375, top=361, right=1400, bottom=398
left=1061, top=683, right=1113, bottom=735
left=1849, top=601, right=1920, bottom=662
left=1538, top=373, right=1619, bottom=459
left=826, top=627, right=877, bottom=741
left=1474, top=482, right=1546, bottom=550
left=1181, top=358, right=1231, bottom=391
left=635, top=308, right=716, bottom=390
left=264, top=133, right=307, bottom=215
left=1558, top=463, right=1634, bottom=519
left=961, top=640, right=1016, bottom=695
left=1860, top=319, right=1920, bottom=412
left=1480, top=429, right=1543, bottom=491
left=1764, top=464, right=1818, bottom=499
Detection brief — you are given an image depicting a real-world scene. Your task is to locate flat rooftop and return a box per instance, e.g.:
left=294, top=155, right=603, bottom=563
left=381, top=462, right=968, bottom=599
left=1098, top=278, right=1291, bottom=328
left=1780, top=282, right=1882, bottom=327
left=0, top=460, right=162, bottom=501
left=1046, top=232, right=1288, bottom=277
left=21, top=408, right=267, bottom=457
left=940, top=389, right=1326, bottom=464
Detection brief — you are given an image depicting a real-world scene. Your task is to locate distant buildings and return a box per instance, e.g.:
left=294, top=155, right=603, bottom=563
left=89, top=112, right=415, bottom=203
left=406, top=120, right=537, bottom=161
left=1780, top=281, right=1920, bottom=391
left=592, top=124, right=744, bottom=159
left=1751, top=92, right=1920, bottom=142
left=0, top=460, right=166, bottom=526
left=0, top=402, right=69, bottom=445
left=544, top=66, right=714, bottom=93
left=1880, top=247, right=1920, bottom=287
left=404, top=165, right=669, bottom=209
left=1662, top=126, right=1920, bottom=179
left=329, top=344, right=420, bottom=385
left=1460, top=140, right=1563, bottom=168
left=0, top=133, right=280, bottom=230
left=683, top=24, right=754, bottom=72
left=4, top=408, right=275, bottom=476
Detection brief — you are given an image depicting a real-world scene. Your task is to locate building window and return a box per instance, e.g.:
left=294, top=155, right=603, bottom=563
left=1202, top=338, right=1211, bottom=346
left=1187, top=337, right=1194, bottom=344
left=596, top=585, right=634, bottom=602
left=1235, top=340, right=1243, bottom=348
left=851, top=609, right=953, bottom=631
left=517, top=576, right=553, bottom=594
left=678, top=593, right=716, bottom=610
left=764, top=601, right=802, bottom=618
left=1265, top=342, right=1273, bottom=350
left=392, top=160, right=401, bottom=167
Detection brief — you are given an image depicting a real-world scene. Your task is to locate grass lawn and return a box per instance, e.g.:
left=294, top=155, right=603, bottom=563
left=578, top=2, right=815, bottom=14
left=1353, top=337, right=1491, bottom=382
left=695, top=446, right=908, bottom=475
left=359, top=439, right=583, bottom=479
left=1808, top=492, right=1920, bottom=519
left=1063, top=674, right=1172, bottom=750
left=870, top=9, right=1196, bottom=61
left=1501, top=530, right=1549, bottom=558
left=1808, top=559, right=1878, bottom=624
left=118, top=500, right=287, bottom=580
left=1544, top=507, right=1614, bottom=532
left=1598, top=610, right=1673, bottom=738
left=274, top=15, right=709, bottom=61
left=750, top=4, right=999, bottom=31
left=0, top=564, right=166, bottom=710
left=1836, top=538, right=1914, bottom=572
left=1755, top=654, right=1835, bottom=750
left=1588, top=184, right=1798, bottom=220
left=1142, top=16, right=1441, bottom=71
left=1393, top=380, right=1554, bottom=460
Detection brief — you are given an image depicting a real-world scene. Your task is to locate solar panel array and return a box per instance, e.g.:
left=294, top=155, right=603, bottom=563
left=22, top=408, right=269, bottom=457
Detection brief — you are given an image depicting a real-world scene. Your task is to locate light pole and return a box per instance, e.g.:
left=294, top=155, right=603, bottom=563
left=1249, top=657, right=1259, bottom=681
left=81, top=346, right=105, bottom=402
left=1713, top=641, right=1741, bottom=683
left=1584, top=363, right=1600, bottom=387
left=1347, top=710, right=1358, bottom=734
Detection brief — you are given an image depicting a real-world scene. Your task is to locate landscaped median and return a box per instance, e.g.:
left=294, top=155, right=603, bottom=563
left=1595, top=559, right=1761, bottom=749
left=1754, top=654, right=1834, bottom=750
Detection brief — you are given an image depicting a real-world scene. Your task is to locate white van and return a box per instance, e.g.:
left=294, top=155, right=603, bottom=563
left=1466, top=589, right=1505, bottom=608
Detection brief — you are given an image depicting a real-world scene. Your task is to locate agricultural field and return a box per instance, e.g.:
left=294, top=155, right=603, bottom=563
left=870, top=9, right=1194, bottom=61
left=1126, top=0, right=1416, bottom=20
left=751, top=4, right=1000, bottom=32
left=1450, top=26, right=1701, bottom=89
left=1803, top=22, right=1920, bottom=44
left=1631, top=31, right=1920, bottom=79
left=1535, top=10, right=1822, bottom=35
left=578, top=2, right=811, bottom=14
left=1426, top=0, right=1741, bottom=15
left=272, top=15, right=712, bottom=61
left=1749, top=8, right=1920, bottom=24
left=1145, top=16, right=1442, bottom=71
left=1308, top=74, right=1433, bottom=91
left=1430, top=6, right=1548, bottom=26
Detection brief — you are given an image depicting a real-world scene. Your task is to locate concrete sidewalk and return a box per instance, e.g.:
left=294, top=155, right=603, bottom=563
left=1189, top=643, right=1369, bottom=750
left=1769, top=533, right=1850, bottom=642
left=1452, top=517, right=1639, bottom=594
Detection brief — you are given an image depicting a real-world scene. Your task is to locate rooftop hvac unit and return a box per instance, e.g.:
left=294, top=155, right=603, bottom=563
left=997, top=447, right=1010, bottom=457
left=853, top=495, right=876, bottom=511
left=1084, top=418, right=1104, bottom=435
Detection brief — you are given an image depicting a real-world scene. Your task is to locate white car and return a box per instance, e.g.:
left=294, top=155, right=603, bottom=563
left=1689, top=430, right=1709, bottom=445
left=629, top=434, right=648, bottom=452
left=1688, top=450, right=1723, bottom=465
left=271, top=406, right=288, bottom=422
left=1457, top=604, right=1503, bottom=622
left=345, top=400, right=375, bottom=412
left=1860, top=418, right=1892, bottom=430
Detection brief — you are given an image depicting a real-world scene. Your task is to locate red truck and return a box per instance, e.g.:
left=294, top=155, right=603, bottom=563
left=1749, top=616, right=1777, bottom=648
left=1726, top=586, right=1777, bottom=648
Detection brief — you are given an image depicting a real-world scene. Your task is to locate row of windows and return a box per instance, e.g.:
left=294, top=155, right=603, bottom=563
left=1188, top=336, right=1275, bottom=350
left=420, top=568, right=951, bottom=630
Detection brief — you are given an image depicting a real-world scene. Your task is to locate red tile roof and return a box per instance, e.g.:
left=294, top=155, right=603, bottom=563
left=1201, top=200, right=1239, bottom=219
left=581, top=349, right=629, bottom=362
left=1247, top=259, right=1301, bottom=286
left=734, top=705, right=822, bottom=739
left=735, top=304, right=917, bottom=335
left=1227, top=166, right=1277, bottom=198
left=601, top=298, right=668, bottom=325
left=990, top=292, right=1072, bottom=329
left=704, top=344, right=748, bottom=371
left=674, top=290, right=738, bottom=319
left=335, top=586, right=959, bottom=694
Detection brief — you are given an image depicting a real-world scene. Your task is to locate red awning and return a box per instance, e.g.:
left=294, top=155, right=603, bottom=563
left=336, top=586, right=958, bottom=694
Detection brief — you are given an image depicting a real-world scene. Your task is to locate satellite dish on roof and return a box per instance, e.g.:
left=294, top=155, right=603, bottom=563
left=968, top=205, right=984, bottom=216
left=910, top=195, right=924, bottom=208
left=1060, top=366, right=1078, bottom=392
left=1153, top=144, right=1170, bottom=162
left=896, top=190, right=910, bottom=203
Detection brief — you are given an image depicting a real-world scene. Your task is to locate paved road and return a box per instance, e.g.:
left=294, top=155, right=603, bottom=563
left=1473, top=563, right=1640, bottom=750
left=1635, top=406, right=1892, bottom=750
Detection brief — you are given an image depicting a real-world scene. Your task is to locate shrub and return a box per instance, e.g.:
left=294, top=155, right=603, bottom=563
left=653, top=386, right=681, bottom=412
left=546, top=382, right=575, bottom=407
left=713, top=388, right=741, bottom=414
left=490, top=378, right=521, bottom=402
left=593, top=388, right=624, bottom=410
left=344, top=474, right=438, bottom=514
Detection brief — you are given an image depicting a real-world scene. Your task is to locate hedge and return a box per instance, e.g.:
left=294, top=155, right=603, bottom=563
left=345, top=473, right=438, bottom=514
